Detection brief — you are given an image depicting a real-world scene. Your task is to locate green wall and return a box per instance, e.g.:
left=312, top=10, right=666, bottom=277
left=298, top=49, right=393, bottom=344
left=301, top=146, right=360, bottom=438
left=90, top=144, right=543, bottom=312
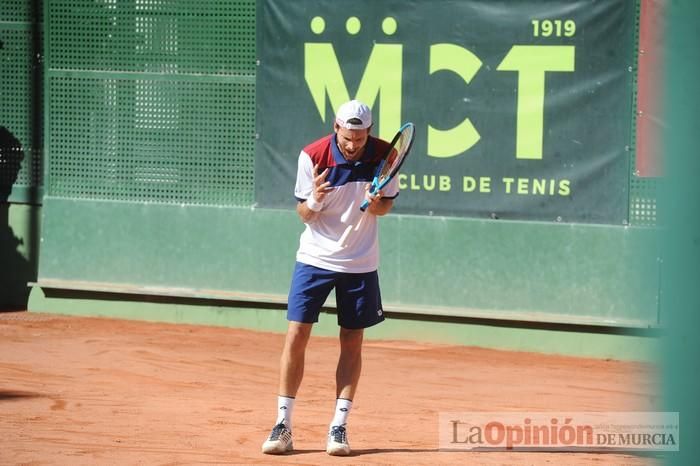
left=30, top=194, right=660, bottom=361
left=35, top=197, right=659, bottom=329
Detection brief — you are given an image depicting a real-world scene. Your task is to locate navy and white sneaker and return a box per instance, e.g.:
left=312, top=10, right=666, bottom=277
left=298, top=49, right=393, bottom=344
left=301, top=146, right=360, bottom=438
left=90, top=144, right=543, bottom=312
left=262, top=422, right=293, bottom=454
left=326, top=424, right=351, bottom=456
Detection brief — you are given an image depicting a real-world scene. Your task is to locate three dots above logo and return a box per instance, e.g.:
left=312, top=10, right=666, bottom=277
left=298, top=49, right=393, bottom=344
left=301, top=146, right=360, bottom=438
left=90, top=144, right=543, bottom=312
left=310, top=16, right=398, bottom=36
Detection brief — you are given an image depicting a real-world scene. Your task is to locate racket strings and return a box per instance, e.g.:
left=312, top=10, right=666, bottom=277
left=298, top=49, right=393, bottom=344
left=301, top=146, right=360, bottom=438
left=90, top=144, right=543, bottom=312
left=378, top=126, right=413, bottom=182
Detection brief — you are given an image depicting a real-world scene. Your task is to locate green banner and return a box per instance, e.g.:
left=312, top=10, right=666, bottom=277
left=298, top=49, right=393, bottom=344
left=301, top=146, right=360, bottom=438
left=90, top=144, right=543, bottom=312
left=256, top=0, right=636, bottom=224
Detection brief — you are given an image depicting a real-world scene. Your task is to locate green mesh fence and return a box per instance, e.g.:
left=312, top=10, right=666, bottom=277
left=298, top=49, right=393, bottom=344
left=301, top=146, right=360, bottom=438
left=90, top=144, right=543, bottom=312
left=1, top=0, right=36, bottom=22
left=0, top=1, right=42, bottom=200
left=629, top=173, right=658, bottom=227
left=47, top=0, right=255, bottom=75
left=48, top=77, right=255, bottom=205
left=45, top=0, right=256, bottom=207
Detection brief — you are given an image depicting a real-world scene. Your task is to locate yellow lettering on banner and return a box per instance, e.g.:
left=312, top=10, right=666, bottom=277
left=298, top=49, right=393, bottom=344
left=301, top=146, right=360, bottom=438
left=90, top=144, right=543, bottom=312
left=497, top=45, right=575, bottom=160
left=517, top=178, right=529, bottom=194
left=439, top=176, right=451, bottom=191
left=558, top=180, right=571, bottom=196
left=463, top=176, right=491, bottom=193
left=503, top=177, right=515, bottom=194
left=399, top=174, right=453, bottom=191
left=304, top=42, right=402, bottom=141
left=410, top=175, right=421, bottom=190
left=502, top=177, right=572, bottom=196
left=400, top=174, right=570, bottom=196
left=532, top=178, right=547, bottom=195
left=464, top=176, right=476, bottom=192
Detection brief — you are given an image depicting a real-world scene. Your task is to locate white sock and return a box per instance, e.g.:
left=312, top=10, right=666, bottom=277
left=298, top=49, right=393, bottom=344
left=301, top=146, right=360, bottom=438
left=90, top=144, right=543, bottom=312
left=275, top=395, right=295, bottom=430
left=330, top=398, right=352, bottom=428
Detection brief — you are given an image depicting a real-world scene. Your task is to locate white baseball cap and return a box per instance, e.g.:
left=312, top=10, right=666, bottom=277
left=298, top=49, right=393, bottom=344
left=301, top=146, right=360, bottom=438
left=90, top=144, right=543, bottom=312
left=335, top=100, right=372, bottom=130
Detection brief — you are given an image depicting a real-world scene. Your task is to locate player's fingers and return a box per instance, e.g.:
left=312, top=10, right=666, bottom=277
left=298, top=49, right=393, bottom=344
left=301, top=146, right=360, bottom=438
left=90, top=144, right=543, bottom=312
left=364, top=185, right=378, bottom=204
left=314, top=181, right=331, bottom=201
left=313, top=168, right=328, bottom=186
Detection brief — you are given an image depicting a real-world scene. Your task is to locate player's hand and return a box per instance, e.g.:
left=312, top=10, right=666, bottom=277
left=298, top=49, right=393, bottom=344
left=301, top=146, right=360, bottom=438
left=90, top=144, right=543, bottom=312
left=312, top=164, right=331, bottom=203
left=363, top=183, right=383, bottom=207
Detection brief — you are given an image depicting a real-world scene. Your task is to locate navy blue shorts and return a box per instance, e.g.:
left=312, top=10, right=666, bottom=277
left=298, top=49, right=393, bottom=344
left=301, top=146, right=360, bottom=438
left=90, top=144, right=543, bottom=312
left=287, top=262, right=385, bottom=329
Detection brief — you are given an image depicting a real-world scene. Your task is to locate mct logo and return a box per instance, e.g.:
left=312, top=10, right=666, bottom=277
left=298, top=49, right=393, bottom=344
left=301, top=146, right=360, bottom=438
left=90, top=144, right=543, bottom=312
left=303, top=15, right=575, bottom=160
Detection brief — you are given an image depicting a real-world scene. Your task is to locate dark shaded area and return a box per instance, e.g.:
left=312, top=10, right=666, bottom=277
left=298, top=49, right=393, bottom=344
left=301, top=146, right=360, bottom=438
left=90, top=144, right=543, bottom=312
left=0, top=127, right=32, bottom=310
left=1, top=0, right=42, bottom=310
left=0, top=389, right=44, bottom=402
left=41, top=286, right=661, bottom=338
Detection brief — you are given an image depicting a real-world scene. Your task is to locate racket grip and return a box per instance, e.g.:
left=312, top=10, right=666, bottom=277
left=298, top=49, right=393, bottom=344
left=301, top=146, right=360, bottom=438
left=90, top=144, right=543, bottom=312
left=359, top=199, right=370, bottom=211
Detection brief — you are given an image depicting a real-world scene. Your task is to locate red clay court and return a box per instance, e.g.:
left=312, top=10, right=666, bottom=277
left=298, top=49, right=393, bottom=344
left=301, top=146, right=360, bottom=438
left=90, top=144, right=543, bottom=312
left=0, top=311, right=661, bottom=465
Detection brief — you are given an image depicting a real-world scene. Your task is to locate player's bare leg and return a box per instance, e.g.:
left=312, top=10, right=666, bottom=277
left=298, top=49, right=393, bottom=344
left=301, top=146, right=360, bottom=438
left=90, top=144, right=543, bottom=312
left=327, top=327, right=363, bottom=456
left=336, top=327, right=363, bottom=399
left=262, top=321, right=313, bottom=455
left=279, top=321, right=313, bottom=397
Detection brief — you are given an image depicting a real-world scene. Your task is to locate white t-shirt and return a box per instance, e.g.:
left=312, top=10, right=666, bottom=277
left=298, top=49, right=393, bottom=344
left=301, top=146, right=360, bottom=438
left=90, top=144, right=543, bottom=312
left=294, top=134, right=399, bottom=273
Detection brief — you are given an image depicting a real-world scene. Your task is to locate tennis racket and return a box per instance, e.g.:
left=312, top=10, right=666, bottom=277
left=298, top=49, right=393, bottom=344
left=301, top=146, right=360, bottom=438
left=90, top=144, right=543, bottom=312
left=338, top=122, right=415, bottom=247
left=359, top=122, right=415, bottom=211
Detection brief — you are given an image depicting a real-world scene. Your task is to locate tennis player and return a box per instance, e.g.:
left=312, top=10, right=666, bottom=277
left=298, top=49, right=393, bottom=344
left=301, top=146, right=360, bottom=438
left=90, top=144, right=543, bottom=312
left=262, top=100, right=399, bottom=456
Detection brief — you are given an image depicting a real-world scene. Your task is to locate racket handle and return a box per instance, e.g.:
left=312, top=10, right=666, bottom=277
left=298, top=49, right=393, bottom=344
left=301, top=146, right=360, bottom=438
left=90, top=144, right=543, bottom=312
left=360, top=179, right=379, bottom=211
